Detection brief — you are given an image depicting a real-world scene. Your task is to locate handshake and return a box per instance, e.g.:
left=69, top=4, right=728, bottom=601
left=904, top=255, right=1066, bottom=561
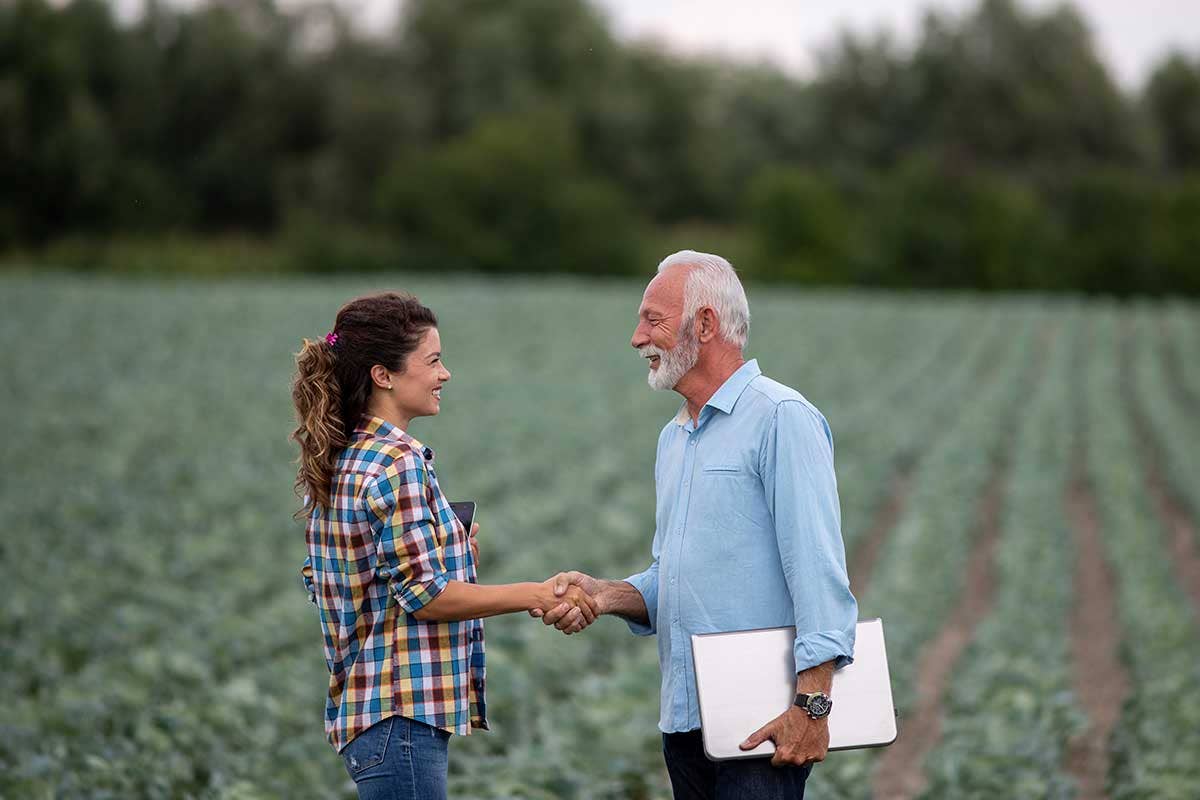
left=528, top=571, right=610, bottom=635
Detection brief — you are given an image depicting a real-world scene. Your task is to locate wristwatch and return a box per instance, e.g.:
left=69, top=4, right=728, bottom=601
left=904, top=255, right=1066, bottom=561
left=794, top=691, right=833, bottom=719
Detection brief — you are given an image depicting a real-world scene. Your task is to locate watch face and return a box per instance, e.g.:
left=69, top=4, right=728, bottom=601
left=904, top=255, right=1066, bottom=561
left=808, top=694, right=832, bottom=718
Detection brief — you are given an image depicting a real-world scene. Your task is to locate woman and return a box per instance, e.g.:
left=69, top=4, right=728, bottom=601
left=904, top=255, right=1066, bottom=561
left=291, top=292, right=597, bottom=799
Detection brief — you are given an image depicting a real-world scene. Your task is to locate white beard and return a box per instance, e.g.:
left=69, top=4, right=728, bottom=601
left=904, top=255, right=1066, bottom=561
left=640, top=324, right=700, bottom=391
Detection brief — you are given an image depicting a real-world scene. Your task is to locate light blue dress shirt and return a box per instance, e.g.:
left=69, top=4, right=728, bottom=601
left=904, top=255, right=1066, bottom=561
left=624, top=359, right=858, bottom=733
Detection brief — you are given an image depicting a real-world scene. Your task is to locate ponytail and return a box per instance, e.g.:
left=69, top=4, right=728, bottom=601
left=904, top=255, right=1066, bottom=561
left=290, top=292, right=438, bottom=517
left=291, top=337, right=345, bottom=516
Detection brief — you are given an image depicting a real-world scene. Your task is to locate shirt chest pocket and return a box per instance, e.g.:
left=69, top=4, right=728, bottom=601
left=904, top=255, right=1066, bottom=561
left=691, top=463, right=769, bottom=531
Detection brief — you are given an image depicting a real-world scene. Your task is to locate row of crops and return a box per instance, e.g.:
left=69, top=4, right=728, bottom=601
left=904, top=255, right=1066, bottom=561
left=1091, top=312, right=1200, bottom=799
left=809, top=301, right=1044, bottom=799
left=921, top=309, right=1083, bottom=798
left=2, top=273, right=1198, bottom=798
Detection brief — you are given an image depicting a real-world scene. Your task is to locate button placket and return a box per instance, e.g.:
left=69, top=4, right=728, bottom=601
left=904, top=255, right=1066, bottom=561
left=669, top=428, right=697, bottom=679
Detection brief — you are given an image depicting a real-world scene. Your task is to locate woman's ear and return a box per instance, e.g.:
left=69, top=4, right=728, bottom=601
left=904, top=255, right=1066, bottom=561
left=369, top=364, right=393, bottom=390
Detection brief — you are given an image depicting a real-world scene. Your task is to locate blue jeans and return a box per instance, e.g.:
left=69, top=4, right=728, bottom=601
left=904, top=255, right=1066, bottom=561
left=341, top=715, right=450, bottom=800
left=663, top=730, right=812, bottom=800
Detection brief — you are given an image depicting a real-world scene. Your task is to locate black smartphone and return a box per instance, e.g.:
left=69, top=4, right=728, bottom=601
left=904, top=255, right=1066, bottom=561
left=449, top=501, right=476, bottom=533
left=449, top=501, right=477, bottom=580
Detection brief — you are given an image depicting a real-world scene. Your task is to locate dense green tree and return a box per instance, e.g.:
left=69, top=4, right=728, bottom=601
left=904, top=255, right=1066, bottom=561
left=1145, top=53, right=1200, bottom=171
left=866, top=159, right=1056, bottom=290
left=397, top=0, right=618, bottom=143
left=806, top=32, right=916, bottom=171
left=906, top=0, right=1141, bottom=169
left=144, top=1, right=327, bottom=230
left=742, top=169, right=854, bottom=284
left=1150, top=176, right=1200, bottom=294
left=0, top=0, right=122, bottom=244
left=1048, top=169, right=1158, bottom=294
left=377, top=110, right=639, bottom=274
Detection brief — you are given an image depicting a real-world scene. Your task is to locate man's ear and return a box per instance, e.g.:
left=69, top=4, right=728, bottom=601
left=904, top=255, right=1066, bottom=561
left=696, top=307, right=719, bottom=343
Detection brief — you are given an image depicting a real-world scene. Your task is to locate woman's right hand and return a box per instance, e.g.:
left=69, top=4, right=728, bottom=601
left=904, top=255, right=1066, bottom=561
left=532, top=578, right=599, bottom=634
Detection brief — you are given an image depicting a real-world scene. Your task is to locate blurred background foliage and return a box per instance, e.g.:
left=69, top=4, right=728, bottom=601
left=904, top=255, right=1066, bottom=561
left=2, top=0, right=1199, bottom=293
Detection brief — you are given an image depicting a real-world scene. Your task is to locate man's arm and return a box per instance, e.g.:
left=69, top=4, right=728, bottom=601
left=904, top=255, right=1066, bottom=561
left=743, top=401, right=857, bottom=767
left=763, top=400, right=857, bottom=672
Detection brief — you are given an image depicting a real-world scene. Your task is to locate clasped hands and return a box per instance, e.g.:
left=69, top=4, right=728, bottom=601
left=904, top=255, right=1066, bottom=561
left=529, top=570, right=604, bottom=635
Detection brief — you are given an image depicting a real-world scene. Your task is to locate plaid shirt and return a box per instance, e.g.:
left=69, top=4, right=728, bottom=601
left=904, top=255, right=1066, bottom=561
left=302, top=415, right=487, bottom=752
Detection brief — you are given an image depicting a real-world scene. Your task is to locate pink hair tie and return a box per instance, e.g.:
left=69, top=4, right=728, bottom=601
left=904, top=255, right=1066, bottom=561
left=324, top=331, right=339, bottom=346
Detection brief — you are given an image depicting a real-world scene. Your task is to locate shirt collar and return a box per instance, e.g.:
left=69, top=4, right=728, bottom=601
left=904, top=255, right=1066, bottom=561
left=673, top=359, right=761, bottom=425
left=355, top=415, right=434, bottom=462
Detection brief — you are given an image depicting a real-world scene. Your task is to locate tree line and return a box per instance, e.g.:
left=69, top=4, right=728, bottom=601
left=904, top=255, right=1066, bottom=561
left=3, top=0, right=1199, bottom=293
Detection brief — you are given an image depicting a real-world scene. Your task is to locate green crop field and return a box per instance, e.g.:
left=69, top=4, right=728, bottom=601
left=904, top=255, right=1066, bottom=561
left=3, top=273, right=1199, bottom=799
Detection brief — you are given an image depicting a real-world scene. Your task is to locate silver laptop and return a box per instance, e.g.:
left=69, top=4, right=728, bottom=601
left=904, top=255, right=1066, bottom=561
left=691, top=618, right=897, bottom=760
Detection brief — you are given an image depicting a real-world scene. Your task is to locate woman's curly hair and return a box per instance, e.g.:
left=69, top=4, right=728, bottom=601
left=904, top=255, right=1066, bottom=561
left=290, top=292, right=437, bottom=515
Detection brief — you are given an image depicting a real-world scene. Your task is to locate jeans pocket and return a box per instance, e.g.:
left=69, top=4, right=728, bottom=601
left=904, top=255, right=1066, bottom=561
left=342, top=716, right=395, bottom=777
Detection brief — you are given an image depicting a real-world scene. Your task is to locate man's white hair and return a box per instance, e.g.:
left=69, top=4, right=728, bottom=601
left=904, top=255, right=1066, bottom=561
left=657, top=250, right=750, bottom=349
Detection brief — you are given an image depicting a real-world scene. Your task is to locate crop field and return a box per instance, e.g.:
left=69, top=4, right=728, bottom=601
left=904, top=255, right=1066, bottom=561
left=2, top=273, right=1199, bottom=799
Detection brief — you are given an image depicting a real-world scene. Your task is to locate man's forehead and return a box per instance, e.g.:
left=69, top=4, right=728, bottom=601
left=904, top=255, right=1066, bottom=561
left=641, top=267, right=688, bottom=312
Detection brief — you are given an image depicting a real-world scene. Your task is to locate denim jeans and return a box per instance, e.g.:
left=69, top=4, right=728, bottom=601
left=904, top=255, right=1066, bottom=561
left=341, top=715, right=450, bottom=800
left=663, top=730, right=812, bottom=800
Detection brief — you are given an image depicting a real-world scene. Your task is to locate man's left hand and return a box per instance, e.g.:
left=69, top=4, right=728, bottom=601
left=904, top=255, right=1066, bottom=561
left=739, top=706, right=829, bottom=767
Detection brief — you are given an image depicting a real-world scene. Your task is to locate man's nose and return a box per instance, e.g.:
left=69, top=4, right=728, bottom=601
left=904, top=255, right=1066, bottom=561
left=631, top=324, right=649, bottom=349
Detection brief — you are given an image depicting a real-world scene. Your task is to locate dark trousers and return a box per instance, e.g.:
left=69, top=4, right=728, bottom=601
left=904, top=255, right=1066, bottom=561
left=663, top=730, right=812, bottom=800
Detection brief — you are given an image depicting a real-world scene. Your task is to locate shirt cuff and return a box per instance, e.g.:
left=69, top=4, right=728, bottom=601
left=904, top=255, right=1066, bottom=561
left=394, top=571, right=450, bottom=614
left=621, top=571, right=658, bottom=636
left=794, top=630, right=855, bottom=673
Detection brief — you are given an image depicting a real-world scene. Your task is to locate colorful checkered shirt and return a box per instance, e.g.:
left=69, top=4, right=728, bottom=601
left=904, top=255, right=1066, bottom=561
left=302, top=415, right=487, bottom=752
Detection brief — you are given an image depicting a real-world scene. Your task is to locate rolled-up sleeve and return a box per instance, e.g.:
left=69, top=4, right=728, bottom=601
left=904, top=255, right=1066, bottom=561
left=762, top=400, right=857, bottom=672
left=365, top=457, right=450, bottom=614
left=624, top=424, right=673, bottom=637
left=623, top=549, right=660, bottom=636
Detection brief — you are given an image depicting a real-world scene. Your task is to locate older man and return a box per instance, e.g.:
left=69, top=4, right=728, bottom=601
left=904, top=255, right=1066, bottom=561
left=541, top=251, right=858, bottom=799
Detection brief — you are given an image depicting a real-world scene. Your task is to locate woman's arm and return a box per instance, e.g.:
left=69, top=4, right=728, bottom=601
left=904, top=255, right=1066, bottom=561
left=413, top=578, right=599, bottom=624
left=363, top=457, right=598, bottom=626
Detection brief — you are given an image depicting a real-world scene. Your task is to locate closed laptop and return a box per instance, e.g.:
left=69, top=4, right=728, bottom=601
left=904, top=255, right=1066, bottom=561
left=691, top=618, right=898, bottom=760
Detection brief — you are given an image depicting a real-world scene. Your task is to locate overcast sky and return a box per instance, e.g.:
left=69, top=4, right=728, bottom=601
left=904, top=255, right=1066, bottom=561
left=117, top=0, right=1200, bottom=89
left=593, top=0, right=1200, bottom=89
